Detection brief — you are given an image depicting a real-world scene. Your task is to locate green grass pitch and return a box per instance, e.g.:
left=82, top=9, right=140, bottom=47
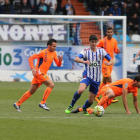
left=0, top=82, right=140, bottom=140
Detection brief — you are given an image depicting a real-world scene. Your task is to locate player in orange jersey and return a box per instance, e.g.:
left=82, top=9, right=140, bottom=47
left=95, top=27, right=121, bottom=103
left=71, top=75, right=140, bottom=114
left=13, top=39, right=63, bottom=112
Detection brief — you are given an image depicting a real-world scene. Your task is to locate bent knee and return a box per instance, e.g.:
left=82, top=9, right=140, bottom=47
left=48, top=83, right=54, bottom=89
left=78, top=89, right=85, bottom=94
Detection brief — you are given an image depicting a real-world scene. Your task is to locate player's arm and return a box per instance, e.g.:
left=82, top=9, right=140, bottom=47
left=28, top=51, right=43, bottom=76
left=54, top=52, right=63, bottom=67
left=74, top=55, right=90, bottom=65
left=132, top=93, right=140, bottom=113
left=133, top=50, right=140, bottom=63
left=114, top=40, right=121, bottom=54
left=104, top=54, right=114, bottom=66
left=122, top=88, right=131, bottom=114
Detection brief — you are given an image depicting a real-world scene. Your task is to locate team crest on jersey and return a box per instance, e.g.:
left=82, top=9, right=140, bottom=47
left=112, top=44, right=114, bottom=47
left=52, top=57, right=54, bottom=59
left=98, top=55, right=101, bottom=58
left=124, top=83, right=128, bottom=88
left=36, top=50, right=41, bottom=54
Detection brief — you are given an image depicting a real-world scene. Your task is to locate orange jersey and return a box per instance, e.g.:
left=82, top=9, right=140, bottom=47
left=28, top=48, right=61, bottom=74
left=106, top=78, right=138, bottom=97
left=97, top=37, right=119, bottom=59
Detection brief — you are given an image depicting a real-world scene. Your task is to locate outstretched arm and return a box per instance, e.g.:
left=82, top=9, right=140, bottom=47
left=133, top=50, right=140, bottom=62
left=133, top=95, right=140, bottom=114
left=122, top=88, right=131, bottom=114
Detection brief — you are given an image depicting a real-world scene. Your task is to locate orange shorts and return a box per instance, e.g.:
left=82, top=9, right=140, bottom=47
left=31, top=72, right=50, bottom=87
left=102, top=64, right=113, bottom=77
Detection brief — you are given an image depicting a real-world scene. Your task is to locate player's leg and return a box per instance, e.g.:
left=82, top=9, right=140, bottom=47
left=97, top=87, right=115, bottom=107
left=13, top=84, right=38, bottom=112
left=82, top=83, right=98, bottom=115
left=71, top=106, right=94, bottom=114
left=65, top=82, right=88, bottom=114
left=39, top=78, right=54, bottom=111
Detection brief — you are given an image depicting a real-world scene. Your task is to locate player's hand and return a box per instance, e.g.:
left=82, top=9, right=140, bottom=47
left=83, top=60, right=90, bottom=65
left=117, top=48, right=121, bottom=53
left=104, top=61, right=109, bottom=66
left=126, top=110, right=131, bottom=114
left=58, top=56, right=63, bottom=61
left=32, top=68, right=37, bottom=76
left=133, top=58, right=137, bottom=63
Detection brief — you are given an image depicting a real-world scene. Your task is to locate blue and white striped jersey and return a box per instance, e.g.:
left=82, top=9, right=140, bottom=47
left=78, top=47, right=111, bottom=83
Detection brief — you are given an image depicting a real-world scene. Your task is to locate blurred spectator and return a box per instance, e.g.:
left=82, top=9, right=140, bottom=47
left=101, top=0, right=112, bottom=12
left=134, top=0, right=140, bottom=5
left=89, top=0, right=102, bottom=15
left=0, top=0, right=4, bottom=5
left=133, top=3, right=140, bottom=17
left=125, top=0, right=135, bottom=9
left=1, top=0, right=14, bottom=14
left=45, top=0, right=57, bottom=15
left=112, top=0, right=124, bottom=7
left=121, top=3, right=130, bottom=17
left=99, top=4, right=109, bottom=15
left=127, top=13, right=140, bottom=35
left=36, top=0, right=50, bottom=14
left=55, top=0, right=62, bottom=15
left=62, top=0, right=75, bottom=15
left=109, top=4, right=121, bottom=16
left=18, top=0, right=31, bottom=14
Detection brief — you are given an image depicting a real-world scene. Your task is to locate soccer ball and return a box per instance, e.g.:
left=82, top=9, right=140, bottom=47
left=93, top=105, right=105, bottom=117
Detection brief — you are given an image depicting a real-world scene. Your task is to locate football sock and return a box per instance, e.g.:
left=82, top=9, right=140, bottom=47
left=96, top=83, right=105, bottom=98
left=16, top=91, right=32, bottom=106
left=70, top=91, right=81, bottom=107
left=41, top=87, right=52, bottom=104
left=103, top=98, right=112, bottom=109
left=83, top=99, right=93, bottom=110
left=78, top=107, right=93, bottom=114
left=98, top=96, right=109, bottom=106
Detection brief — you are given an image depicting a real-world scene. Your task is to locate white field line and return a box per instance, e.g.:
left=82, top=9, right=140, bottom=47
left=0, top=117, right=140, bottom=119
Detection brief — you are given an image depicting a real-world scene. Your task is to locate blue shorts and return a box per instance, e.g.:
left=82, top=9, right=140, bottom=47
left=80, top=77, right=100, bottom=95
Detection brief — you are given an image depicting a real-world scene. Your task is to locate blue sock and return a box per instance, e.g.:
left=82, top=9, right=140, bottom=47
left=70, top=91, right=81, bottom=107
left=83, top=99, right=93, bottom=110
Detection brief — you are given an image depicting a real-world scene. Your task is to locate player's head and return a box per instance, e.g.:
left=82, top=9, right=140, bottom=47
left=47, top=39, right=57, bottom=52
left=106, top=27, right=113, bottom=39
left=133, top=74, right=140, bottom=88
left=89, top=35, right=98, bottom=48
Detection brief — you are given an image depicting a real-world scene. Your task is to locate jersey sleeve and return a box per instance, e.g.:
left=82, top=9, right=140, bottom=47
left=77, top=49, right=86, bottom=59
left=102, top=49, right=111, bottom=61
left=54, top=51, right=62, bottom=67
left=114, top=40, right=119, bottom=54
left=97, top=40, right=103, bottom=48
left=28, top=50, right=44, bottom=69
left=132, top=88, right=138, bottom=96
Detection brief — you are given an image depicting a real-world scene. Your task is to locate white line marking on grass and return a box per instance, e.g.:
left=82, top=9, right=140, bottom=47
left=0, top=117, right=140, bottom=119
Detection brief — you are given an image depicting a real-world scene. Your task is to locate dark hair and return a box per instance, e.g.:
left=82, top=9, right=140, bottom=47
left=107, top=27, right=113, bottom=31
left=89, top=35, right=98, bottom=41
left=47, top=39, right=57, bottom=46
left=134, top=75, right=140, bottom=82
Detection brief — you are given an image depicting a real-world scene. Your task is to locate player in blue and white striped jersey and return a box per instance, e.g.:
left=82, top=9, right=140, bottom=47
left=65, top=35, right=114, bottom=115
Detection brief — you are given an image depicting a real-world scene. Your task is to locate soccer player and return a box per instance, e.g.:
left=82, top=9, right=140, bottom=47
left=13, top=39, right=62, bottom=112
left=95, top=27, right=121, bottom=103
left=72, top=75, right=140, bottom=114
left=65, top=35, right=114, bottom=115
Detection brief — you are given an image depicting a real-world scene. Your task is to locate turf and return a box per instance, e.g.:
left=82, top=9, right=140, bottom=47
left=0, top=82, right=140, bottom=140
